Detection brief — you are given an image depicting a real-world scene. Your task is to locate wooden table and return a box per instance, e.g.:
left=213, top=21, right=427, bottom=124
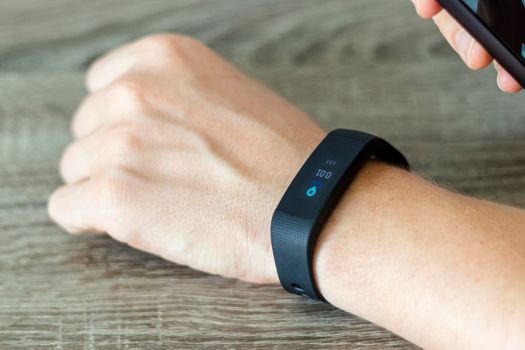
left=1, top=1, right=524, bottom=348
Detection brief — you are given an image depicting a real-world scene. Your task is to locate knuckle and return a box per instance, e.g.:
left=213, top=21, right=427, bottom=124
left=97, top=173, right=119, bottom=203
left=47, top=189, right=62, bottom=222
left=85, top=58, right=103, bottom=88
left=105, top=123, right=144, bottom=156
left=71, top=94, right=96, bottom=137
left=110, top=79, right=148, bottom=113
left=96, top=172, right=136, bottom=243
left=141, top=33, right=195, bottom=52
left=192, top=133, right=213, bottom=153
left=58, top=143, right=76, bottom=181
left=71, top=114, right=84, bottom=138
left=139, top=33, right=203, bottom=66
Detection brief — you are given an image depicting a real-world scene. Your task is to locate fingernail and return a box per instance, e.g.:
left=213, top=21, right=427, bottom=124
left=496, top=72, right=504, bottom=91
left=497, top=72, right=522, bottom=93
left=455, top=30, right=471, bottom=63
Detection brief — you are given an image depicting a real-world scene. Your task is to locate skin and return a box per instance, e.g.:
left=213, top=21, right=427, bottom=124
left=413, top=0, right=523, bottom=93
left=48, top=6, right=525, bottom=349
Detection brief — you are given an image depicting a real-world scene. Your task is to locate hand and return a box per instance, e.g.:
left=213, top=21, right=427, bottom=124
left=48, top=34, right=325, bottom=284
left=411, top=0, right=523, bottom=93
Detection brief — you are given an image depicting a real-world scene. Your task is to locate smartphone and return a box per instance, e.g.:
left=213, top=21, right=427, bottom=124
left=437, top=0, right=525, bottom=87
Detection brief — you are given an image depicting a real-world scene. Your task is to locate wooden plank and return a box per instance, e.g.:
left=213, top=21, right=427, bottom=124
left=0, top=0, right=524, bottom=348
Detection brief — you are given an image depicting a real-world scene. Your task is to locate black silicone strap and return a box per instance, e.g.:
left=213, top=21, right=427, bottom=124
left=271, top=129, right=409, bottom=301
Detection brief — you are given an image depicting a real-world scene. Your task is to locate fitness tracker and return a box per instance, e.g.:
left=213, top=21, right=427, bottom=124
left=271, top=129, right=409, bottom=301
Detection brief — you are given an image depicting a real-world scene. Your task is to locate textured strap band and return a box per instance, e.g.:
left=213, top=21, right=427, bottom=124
left=271, top=129, right=409, bottom=300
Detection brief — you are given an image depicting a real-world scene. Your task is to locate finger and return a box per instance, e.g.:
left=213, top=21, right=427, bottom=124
left=412, top=0, right=442, bottom=19
left=72, top=77, right=149, bottom=139
left=61, top=122, right=147, bottom=184
left=60, top=127, right=109, bottom=184
left=85, top=34, right=186, bottom=93
left=433, top=11, right=492, bottom=70
left=494, top=62, right=522, bottom=93
left=86, top=42, right=141, bottom=93
left=496, top=70, right=522, bottom=93
left=61, top=121, right=204, bottom=184
left=48, top=179, right=107, bottom=234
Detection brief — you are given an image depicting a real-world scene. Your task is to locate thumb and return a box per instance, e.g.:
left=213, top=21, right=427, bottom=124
left=412, top=0, right=443, bottom=19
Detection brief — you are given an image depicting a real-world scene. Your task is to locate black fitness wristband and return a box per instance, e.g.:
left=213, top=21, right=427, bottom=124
left=271, top=129, right=409, bottom=301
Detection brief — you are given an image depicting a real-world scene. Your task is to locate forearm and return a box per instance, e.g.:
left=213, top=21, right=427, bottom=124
left=314, top=161, right=525, bottom=349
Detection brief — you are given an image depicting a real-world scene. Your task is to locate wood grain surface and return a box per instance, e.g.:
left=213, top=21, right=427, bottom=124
left=1, top=1, right=524, bottom=349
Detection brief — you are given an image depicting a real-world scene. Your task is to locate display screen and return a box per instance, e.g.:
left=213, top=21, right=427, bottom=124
left=277, top=133, right=369, bottom=219
left=461, top=0, right=525, bottom=63
left=299, top=158, right=340, bottom=202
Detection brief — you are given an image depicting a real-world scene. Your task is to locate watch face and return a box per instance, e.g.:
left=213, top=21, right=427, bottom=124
left=278, top=132, right=377, bottom=219
left=461, top=0, right=525, bottom=63
left=298, top=158, right=340, bottom=203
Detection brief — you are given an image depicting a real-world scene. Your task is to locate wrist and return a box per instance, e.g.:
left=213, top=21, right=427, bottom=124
left=313, top=161, right=411, bottom=309
left=269, top=130, right=408, bottom=299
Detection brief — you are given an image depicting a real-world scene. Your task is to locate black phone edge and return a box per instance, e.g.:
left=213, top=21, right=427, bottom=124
left=437, top=0, right=525, bottom=88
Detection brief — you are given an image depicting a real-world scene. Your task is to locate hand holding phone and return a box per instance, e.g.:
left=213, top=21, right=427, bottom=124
left=412, top=0, right=524, bottom=93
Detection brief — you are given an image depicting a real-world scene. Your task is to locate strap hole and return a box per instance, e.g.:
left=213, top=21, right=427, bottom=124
left=291, top=283, right=304, bottom=294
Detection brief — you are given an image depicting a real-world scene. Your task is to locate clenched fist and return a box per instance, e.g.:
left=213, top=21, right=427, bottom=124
left=48, top=34, right=325, bottom=284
